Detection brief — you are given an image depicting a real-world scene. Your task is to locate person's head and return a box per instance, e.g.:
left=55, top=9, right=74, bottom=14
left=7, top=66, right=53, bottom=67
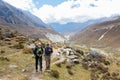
left=37, top=42, right=42, bottom=48
left=46, top=43, right=50, bottom=47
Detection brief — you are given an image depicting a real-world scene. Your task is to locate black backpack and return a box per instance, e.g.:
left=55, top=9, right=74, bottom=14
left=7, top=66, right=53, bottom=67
left=45, top=47, right=53, bottom=55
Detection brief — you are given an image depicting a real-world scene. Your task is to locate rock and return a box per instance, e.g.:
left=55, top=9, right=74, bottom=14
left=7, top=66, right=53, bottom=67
left=28, top=44, right=35, bottom=48
left=9, top=64, right=18, bottom=68
left=22, top=69, right=27, bottom=72
left=49, top=70, right=59, bottom=78
left=111, top=71, right=119, bottom=77
left=4, top=38, right=11, bottom=41
left=68, top=55, right=78, bottom=59
left=73, top=59, right=80, bottom=64
left=66, top=63, right=73, bottom=69
left=67, top=69, right=74, bottom=75
left=89, top=50, right=102, bottom=58
left=97, top=64, right=108, bottom=73
left=75, top=49, right=84, bottom=55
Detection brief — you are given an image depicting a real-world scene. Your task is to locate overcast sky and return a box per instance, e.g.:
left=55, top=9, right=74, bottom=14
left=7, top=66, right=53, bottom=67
left=3, top=0, right=120, bottom=24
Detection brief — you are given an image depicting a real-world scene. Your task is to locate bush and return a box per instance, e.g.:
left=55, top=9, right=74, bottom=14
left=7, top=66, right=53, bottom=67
left=0, top=56, right=10, bottom=61
left=50, top=70, right=59, bottom=78
left=12, top=42, right=24, bottom=49
left=23, top=47, right=33, bottom=54
left=67, top=69, right=74, bottom=75
left=56, top=63, right=62, bottom=67
left=66, top=63, right=72, bottom=69
left=0, top=50, right=5, bottom=54
left=104, top=60, right=110, bottom=65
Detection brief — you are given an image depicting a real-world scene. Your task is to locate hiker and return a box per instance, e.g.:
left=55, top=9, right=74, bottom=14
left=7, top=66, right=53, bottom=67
left=45, top=43, right=53, bottom=70
left=33, top=43, right=43, bottom=72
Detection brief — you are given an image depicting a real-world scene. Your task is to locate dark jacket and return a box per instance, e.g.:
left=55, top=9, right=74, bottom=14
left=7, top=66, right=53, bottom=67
left=45, top=46, right=53, bottom=56
left=33, top=47, right=43, bottom=56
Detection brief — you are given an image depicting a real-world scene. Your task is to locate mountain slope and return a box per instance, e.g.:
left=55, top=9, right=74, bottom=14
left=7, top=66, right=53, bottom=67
left=70, top=17, right=120, bottom=48
left=0, top=1, right=47, bottom=28
left=0, top=1, right=65, bottom=42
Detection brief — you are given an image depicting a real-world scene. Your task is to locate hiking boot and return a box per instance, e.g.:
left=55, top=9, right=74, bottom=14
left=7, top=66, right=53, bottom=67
left=36, top=70, right=38, bottom=72
left=40, top=68, right=42, bottom=71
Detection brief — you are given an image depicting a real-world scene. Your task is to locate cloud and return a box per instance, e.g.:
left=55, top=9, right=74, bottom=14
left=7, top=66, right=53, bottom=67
left=33, top=0, right=120, bottom=24
left=3, top=0, right=120, bottom=24
left=3, top=0, right=36, bottom=11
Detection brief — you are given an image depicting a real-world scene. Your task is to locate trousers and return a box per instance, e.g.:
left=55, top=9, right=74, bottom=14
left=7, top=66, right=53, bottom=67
left=35, top=55, right=42, bottom=71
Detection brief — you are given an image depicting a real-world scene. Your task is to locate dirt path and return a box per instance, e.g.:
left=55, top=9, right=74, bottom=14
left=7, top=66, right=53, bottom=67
left=28, top=49, right=58, bottom=80
left=29, top=71, right=42, bottom=80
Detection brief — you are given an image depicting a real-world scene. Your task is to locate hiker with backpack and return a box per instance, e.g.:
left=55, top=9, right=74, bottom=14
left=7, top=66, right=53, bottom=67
left=44, top=43, right=53, bottom=70
left=33, top=43, right=43, bottom=72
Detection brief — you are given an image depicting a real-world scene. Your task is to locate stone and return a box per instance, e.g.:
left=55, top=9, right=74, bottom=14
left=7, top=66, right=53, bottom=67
left=68, top=55, right=78, bottom=59
left=4, top=38, right=11, bottom=41
left=73, top=59, right=80, bottom=64
left=9, top=64, right=18, bottom=68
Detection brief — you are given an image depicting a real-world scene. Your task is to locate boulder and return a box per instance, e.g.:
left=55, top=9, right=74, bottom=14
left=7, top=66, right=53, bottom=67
left=89, top=50, right=102, bottom=58
left=75, top=49, right=84, bottom=55
left=67, top=55, right=78, bottom=59
left=4, top=38, right=11, bottom=41
left=73, top=59, right=80, bottom=64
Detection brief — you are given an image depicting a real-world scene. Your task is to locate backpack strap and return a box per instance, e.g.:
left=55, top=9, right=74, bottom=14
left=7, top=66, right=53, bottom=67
left=36, top=48, right=43, bottom=54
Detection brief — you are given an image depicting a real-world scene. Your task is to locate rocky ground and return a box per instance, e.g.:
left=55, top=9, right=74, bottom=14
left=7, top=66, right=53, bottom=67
left=0, top=27, right=120, bottom=80
left=44, top=46, right=120, bottom=80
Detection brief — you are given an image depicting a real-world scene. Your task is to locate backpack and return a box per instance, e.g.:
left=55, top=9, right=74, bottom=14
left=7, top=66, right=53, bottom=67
left=36, top=48, right=42, bottom=54
left=33, top=47, right=43, bottom=56
left=33, top=47, right=37, bottom=55
left=45, top=47, right=53, bottom=55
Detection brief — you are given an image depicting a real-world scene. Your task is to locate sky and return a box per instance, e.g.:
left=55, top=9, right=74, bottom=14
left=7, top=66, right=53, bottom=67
left=3, top=0, right=120, bottom=24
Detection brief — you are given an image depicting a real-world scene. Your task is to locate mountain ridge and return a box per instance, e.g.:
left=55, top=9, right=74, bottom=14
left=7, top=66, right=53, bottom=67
left=0, top=1, right=65, bottom=42
left=70, top=17, right=120, bottom=48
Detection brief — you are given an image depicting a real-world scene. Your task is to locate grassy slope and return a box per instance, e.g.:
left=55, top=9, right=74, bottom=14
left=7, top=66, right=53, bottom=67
left=43, top=64, right=90, bottom=80
left=43, top=45, right=91, bottom=80
left=0, top=43, right=34, bottom=80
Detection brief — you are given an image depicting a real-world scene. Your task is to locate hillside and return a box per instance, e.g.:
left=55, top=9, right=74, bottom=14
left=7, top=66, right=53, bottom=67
left=70, top=17, right=120, bottom=48
left=0, top=25, right=120, bottom=80
left=0, top=1, right=47, bottom=28
left=0, top=1, right=65, bottom=42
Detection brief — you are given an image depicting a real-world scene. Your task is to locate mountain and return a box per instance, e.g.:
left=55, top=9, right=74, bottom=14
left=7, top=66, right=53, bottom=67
left=0, top=1, right=65, bottom=42
left=49, top=17, right=113, bottom=34
left=70, top=17, right=120, bottom=48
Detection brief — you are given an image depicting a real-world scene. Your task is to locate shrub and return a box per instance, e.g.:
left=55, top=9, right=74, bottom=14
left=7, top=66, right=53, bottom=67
left=67, top=69, right=74, bottom=75
left=50, top=70, right=59, bottom=78
left=23, top=47, right=33, bottom=54
left=0, top=50, right=5, bottom=54
left=66, top=63, right=72, bottom=69
left=104, top=60, right=110, bottom=65
left=12, top=42, right=24, bottom=49
left=0, top=56, right=10, bottom=61
left=56, top=63, right=62, bottom=67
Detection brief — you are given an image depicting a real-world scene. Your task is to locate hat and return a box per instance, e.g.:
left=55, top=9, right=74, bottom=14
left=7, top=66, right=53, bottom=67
left=38, top=42, right=41, bottom=45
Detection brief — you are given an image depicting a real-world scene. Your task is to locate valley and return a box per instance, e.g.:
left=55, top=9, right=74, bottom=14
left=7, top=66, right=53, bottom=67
left=0, top=0, right=120, bottom=80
